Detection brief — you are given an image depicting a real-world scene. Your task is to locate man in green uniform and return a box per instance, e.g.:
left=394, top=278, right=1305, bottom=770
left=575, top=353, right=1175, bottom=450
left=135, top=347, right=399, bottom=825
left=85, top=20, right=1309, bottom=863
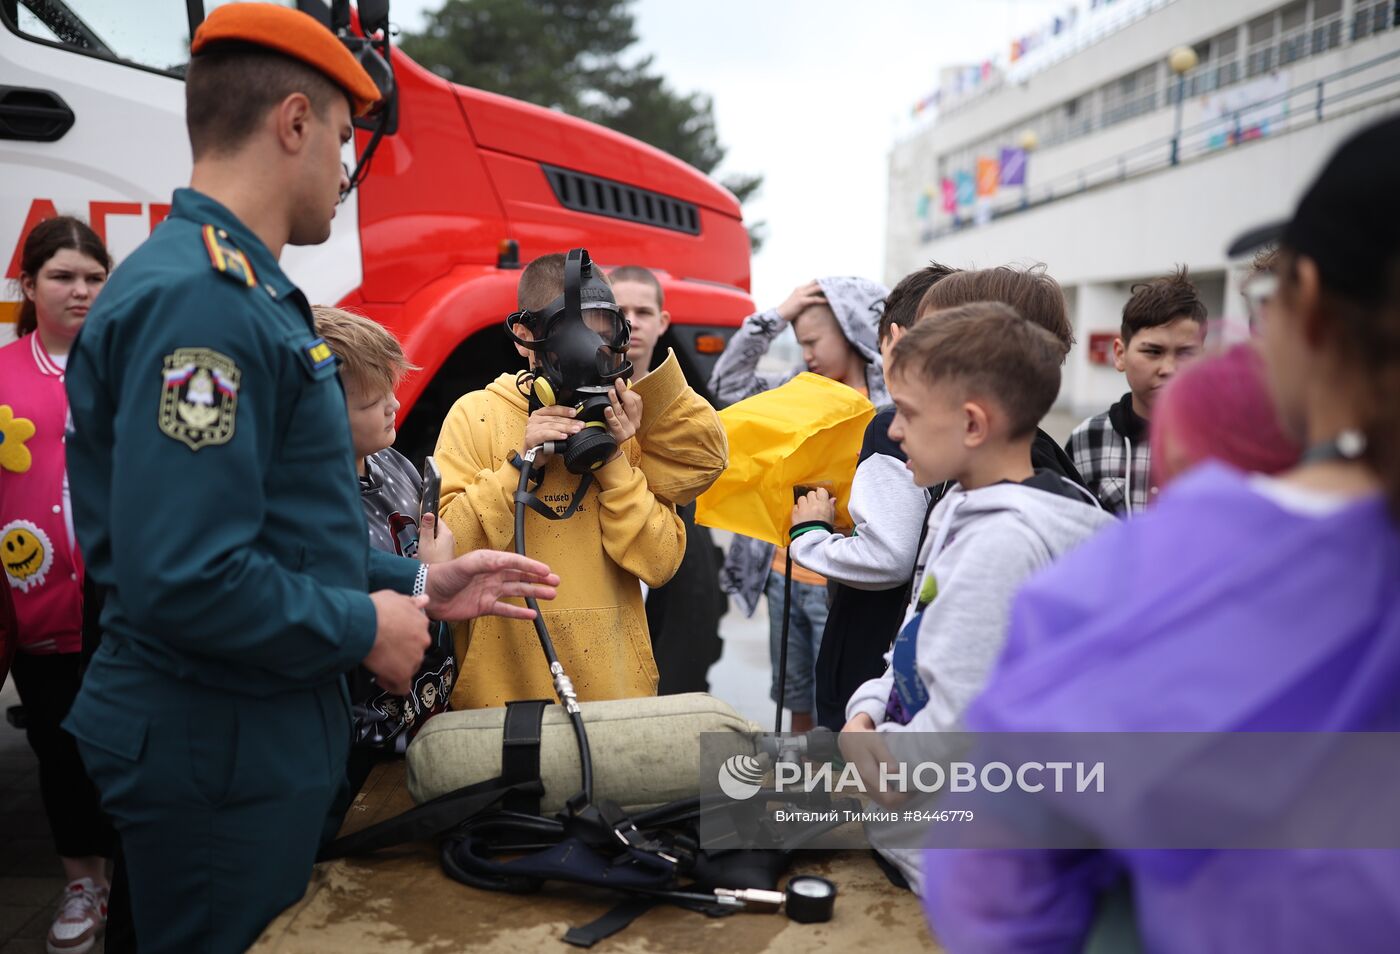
left=61, top=6, right=558, bottom=951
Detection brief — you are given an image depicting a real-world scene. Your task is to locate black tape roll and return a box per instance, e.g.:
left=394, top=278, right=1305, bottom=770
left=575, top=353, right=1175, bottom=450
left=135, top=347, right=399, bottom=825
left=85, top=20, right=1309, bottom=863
left=785, top=875, right=836, bottom=923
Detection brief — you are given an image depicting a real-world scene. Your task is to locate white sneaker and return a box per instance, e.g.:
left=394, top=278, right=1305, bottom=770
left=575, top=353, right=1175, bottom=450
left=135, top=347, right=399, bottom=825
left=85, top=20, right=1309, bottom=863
left=46, top=878, right=108, bottom=954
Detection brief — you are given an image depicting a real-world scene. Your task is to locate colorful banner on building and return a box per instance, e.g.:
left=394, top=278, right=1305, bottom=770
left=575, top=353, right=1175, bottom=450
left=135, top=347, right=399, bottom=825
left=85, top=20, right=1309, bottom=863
left=1201, top=72, right=1290, bottom=151
left=976, top=156, right=1000, bottom=197
left=999, top=147, right=1027, bottom=186
left=955, top=170, right=976, bottom=207
left=940, top=178, right=958, bottom=214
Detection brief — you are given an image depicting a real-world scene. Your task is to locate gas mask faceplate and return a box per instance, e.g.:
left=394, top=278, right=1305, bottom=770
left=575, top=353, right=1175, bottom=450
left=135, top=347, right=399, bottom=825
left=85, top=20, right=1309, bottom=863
left=506, top=249, right=633, bottom=474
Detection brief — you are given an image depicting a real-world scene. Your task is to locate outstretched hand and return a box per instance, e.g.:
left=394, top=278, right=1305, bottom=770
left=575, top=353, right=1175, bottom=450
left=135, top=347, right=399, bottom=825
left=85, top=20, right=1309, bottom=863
left=424, top=549, right=560, bottom=622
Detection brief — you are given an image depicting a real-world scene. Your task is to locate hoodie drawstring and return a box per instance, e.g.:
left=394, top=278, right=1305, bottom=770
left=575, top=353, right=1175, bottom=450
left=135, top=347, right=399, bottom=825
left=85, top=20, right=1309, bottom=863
left=927, top=493, right=964, bottom=561
left=911, top=492, right=965, bottom=608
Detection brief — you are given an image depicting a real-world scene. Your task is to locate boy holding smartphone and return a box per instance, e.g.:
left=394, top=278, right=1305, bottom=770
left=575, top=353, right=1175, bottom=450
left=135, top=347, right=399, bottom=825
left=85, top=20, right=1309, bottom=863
left=312, top=306, right=456, bottom=793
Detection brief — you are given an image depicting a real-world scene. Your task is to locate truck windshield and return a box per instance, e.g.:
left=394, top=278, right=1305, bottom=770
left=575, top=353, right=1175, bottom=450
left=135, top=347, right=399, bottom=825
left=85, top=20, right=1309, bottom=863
left=3, top=0, right=299, bottom=75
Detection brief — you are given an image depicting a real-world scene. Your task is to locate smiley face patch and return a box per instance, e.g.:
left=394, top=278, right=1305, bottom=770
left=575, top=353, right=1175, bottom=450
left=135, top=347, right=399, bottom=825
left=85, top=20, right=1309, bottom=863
left=2, top=520, right=53, bottom=592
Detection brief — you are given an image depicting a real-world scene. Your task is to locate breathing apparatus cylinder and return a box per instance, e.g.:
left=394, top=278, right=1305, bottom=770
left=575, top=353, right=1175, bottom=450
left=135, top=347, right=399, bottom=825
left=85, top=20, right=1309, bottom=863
left=506, top=248, right=633, bottom=475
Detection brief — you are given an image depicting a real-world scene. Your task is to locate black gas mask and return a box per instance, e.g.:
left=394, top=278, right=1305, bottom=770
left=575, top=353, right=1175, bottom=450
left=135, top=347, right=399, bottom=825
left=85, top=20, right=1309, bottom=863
left=505, top=249, right=633, bottom=474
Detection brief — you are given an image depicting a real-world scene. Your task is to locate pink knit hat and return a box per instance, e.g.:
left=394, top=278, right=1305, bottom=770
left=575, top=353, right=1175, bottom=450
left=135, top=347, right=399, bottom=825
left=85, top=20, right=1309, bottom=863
left=1151, top=342, right=1301, bottom=488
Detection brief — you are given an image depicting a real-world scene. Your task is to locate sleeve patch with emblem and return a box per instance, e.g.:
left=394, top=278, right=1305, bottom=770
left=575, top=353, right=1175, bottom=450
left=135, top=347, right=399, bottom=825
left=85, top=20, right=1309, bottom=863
left=159, top=348, right=241, bottom=451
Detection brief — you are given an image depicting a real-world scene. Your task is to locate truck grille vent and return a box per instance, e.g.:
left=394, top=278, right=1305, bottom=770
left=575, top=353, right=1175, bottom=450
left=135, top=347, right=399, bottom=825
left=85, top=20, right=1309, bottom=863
left=542, top=164, right=701, bottom=235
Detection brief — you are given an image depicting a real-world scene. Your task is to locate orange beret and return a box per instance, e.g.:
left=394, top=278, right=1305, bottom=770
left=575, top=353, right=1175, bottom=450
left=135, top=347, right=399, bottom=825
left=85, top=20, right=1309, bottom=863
left=191, top=4, right=381, bottom=116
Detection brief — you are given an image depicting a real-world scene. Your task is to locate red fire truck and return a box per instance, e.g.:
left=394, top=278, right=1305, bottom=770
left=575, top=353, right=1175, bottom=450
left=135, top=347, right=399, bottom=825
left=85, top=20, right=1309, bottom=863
left=0, top=0, right=754, bottom=460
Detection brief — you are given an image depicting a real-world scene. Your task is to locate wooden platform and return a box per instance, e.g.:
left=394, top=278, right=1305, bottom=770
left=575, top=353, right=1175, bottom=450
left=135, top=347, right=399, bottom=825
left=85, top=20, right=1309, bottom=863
left=253, top=761, right=941, bottom=953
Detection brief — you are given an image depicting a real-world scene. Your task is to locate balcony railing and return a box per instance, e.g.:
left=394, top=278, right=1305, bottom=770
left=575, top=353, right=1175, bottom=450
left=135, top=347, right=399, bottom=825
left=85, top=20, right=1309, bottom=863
left=919, top=47, right=1400, bottom=244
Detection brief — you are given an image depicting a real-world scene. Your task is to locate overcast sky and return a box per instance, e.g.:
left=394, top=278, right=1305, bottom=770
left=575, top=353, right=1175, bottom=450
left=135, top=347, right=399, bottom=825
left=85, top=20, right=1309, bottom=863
left=387, top=0, right=1074, bottom=308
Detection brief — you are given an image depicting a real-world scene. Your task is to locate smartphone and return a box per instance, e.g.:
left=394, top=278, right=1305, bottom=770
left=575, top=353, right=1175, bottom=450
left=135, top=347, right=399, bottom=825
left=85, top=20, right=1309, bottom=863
left=792, top=480, right=835, bottom=504
left=420, top=456, right=442, bottom=538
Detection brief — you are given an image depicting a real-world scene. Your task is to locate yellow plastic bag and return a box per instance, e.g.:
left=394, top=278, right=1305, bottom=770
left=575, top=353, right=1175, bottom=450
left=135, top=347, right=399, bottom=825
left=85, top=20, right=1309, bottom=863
left=696, top=373, right=875, bottom=547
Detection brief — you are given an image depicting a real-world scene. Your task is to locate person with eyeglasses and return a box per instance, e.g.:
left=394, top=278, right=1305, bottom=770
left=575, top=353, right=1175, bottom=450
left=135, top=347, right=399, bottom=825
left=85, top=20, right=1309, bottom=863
left=921, top=112, right=1400, bottom=954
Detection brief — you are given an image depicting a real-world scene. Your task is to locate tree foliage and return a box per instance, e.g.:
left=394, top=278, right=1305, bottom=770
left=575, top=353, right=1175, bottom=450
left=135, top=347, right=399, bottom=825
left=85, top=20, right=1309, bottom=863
left=400, top=0, right=764, bottom=249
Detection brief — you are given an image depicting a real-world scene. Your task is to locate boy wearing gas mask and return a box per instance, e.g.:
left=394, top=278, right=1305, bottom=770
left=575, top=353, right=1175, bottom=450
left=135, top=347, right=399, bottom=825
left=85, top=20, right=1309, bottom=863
left=434, top=252, right=727, bottom=708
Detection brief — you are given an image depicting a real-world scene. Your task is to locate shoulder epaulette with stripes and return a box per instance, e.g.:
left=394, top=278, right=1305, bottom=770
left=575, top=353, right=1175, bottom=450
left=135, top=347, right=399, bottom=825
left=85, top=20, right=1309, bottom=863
left=201, top=224, right=257, bottom=289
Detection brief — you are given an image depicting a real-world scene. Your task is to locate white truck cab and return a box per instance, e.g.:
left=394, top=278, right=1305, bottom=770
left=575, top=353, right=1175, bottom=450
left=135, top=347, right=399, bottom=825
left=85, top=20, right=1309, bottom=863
left=0, top=0, right=361, bottom=346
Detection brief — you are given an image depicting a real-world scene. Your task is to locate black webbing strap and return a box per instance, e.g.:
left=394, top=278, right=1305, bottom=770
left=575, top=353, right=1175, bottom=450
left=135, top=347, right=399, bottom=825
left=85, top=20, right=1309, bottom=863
left=508, top=450, right=546, bottom=488
left=501, top=699, right=550, bottom=815
left=562, top=897, right=659, bottom=948
left=514, top=472, right=594, bottom=521
left=317, top=774, right=542, bottom=861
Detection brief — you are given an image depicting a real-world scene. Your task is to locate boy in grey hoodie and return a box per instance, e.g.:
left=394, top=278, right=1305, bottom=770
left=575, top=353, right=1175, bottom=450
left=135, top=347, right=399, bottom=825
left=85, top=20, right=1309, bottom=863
left=787, top=265, right=955, bottom=731
left=708, top=276, right=888, bottom=732
left=837, top=302, right=1115, bottom=891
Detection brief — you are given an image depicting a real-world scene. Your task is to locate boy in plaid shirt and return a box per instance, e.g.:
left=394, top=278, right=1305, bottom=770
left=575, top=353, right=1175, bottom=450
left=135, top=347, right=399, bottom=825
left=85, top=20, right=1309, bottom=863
left=1067, top=267, right=1206, bottom=515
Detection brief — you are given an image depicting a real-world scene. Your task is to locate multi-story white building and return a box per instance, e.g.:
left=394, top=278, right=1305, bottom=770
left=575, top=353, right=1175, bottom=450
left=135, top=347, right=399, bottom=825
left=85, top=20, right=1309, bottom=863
left=886, top=0, right=1400, bottom=417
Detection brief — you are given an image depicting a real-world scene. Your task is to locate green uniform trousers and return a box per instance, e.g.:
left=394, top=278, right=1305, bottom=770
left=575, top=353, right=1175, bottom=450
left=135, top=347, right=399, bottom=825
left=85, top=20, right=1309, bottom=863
left=67, top=641, right=350, bottom=953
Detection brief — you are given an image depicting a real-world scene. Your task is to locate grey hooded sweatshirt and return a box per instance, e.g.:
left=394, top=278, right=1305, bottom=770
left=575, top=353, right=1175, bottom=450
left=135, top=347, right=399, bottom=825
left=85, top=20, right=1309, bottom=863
left=846, top=471, right=1112, bottom=736
left=707, top=276, right=889, bottom=408
left=708, top=276, right=889, bottom=615
left=845, top=471, right=1111, bottom=894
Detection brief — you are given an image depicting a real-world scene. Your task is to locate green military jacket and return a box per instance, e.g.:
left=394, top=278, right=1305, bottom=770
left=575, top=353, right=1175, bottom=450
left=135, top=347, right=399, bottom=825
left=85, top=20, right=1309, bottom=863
left=66, top=188, right=418, bottom=694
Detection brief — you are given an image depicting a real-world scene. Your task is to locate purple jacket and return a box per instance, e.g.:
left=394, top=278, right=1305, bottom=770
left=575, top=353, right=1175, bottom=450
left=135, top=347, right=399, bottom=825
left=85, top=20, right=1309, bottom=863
left=921, top=464, right=1400, bottom=953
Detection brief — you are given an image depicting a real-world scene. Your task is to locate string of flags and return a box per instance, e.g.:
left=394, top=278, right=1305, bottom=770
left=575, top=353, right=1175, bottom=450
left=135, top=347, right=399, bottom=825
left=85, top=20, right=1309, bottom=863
left=910, top=0, right=1138, bottom=117
left=1010, top=6, right=1079, bottom=63
left=908, top=0, right=1162, bottom=229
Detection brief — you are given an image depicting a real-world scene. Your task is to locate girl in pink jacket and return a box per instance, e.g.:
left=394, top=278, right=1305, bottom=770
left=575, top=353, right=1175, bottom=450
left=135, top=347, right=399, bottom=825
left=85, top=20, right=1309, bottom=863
left=1, top=216, right=115, bottom=953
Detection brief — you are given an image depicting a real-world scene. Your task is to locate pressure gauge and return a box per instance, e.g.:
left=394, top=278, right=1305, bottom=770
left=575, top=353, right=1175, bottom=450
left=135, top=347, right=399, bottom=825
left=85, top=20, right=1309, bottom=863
left=785, top=875, right=837, bottom=923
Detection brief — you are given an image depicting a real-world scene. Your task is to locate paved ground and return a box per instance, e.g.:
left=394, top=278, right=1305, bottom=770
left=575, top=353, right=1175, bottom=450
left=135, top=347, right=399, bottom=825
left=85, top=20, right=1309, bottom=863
left=0, top=677, right=84, bottom=954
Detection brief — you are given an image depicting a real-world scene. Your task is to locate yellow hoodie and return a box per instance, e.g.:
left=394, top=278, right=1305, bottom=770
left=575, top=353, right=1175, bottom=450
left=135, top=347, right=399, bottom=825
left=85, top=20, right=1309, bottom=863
left=436, top=351, right=728, bottom=709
